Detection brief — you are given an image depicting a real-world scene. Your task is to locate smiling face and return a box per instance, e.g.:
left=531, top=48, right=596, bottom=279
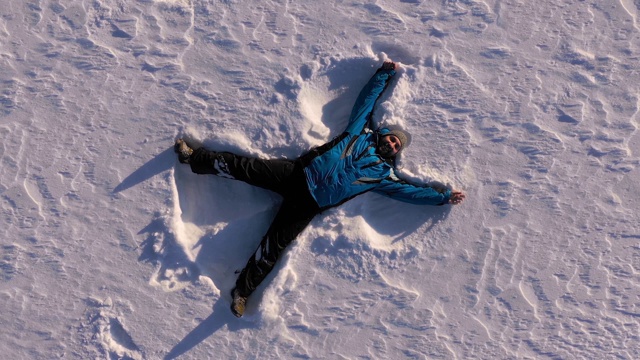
left=377, top=134, right=402, bottom=158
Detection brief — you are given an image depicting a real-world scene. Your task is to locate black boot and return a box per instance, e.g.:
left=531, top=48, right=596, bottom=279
left=230, top=288, right=248, bottom=318
left=174, top=138, right=194, bottom=164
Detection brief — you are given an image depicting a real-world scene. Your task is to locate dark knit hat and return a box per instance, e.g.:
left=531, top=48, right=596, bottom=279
left=387, top=129, right=411, bottom=149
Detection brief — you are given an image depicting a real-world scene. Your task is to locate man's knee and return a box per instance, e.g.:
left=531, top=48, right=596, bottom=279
left=189, top=149, right=234, bottom=178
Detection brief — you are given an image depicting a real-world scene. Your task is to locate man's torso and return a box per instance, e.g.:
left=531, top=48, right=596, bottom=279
left=303, top=132, right=392, bottom=208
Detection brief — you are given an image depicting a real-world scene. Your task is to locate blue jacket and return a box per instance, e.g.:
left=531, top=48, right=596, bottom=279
left=302, top=67, right=452, bottom=208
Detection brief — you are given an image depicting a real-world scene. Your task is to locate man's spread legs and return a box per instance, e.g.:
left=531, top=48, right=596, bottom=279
left=175, top=139, right=322, bottom=317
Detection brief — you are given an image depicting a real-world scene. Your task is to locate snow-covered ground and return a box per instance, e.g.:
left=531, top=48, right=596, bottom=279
left=2, top=0, right=640, bottom=358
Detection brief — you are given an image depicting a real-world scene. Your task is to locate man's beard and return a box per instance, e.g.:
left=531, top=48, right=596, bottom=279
left=377, top=142, right=395, bottom=158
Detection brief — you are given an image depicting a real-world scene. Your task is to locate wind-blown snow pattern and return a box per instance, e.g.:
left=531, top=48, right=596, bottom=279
left=1, top=0, right=639, bottom=358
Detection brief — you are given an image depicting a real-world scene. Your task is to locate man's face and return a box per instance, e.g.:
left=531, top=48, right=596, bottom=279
left=377, top=134, right=402, bottom=158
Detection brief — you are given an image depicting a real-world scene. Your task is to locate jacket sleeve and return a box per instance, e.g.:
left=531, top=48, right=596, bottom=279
left=345, top=68, right=396, bottom=135
left=372, top=175, right=452, bottom=206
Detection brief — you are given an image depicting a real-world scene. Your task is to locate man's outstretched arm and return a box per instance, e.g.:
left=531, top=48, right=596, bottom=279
left=373, top=176, right=465, bottom=206
left=345, top=61, right=397, bottom=135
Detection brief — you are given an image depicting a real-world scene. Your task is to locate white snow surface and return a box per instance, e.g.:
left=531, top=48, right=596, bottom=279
left=2, top=0, right=640, bottom=359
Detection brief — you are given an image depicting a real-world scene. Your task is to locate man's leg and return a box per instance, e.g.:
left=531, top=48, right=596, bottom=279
left=231, top=198, right=319, bottom=317
left=188, top=147, right=296, bottom=195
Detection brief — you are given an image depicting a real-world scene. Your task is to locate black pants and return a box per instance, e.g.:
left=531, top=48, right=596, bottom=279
left=189, top=148, right=321, bottom=297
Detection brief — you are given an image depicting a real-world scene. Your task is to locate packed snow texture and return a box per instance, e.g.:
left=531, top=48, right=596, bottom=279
left=2, top=0, right=640, bottom=358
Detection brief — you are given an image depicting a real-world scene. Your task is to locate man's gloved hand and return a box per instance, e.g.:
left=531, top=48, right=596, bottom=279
left=381, top=60, right=396, bottom=70
left=449, top=191, right=465, bottom=205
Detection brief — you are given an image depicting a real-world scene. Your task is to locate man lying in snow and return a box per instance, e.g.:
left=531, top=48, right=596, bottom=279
left=175, top=60, right=465, bottom=317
